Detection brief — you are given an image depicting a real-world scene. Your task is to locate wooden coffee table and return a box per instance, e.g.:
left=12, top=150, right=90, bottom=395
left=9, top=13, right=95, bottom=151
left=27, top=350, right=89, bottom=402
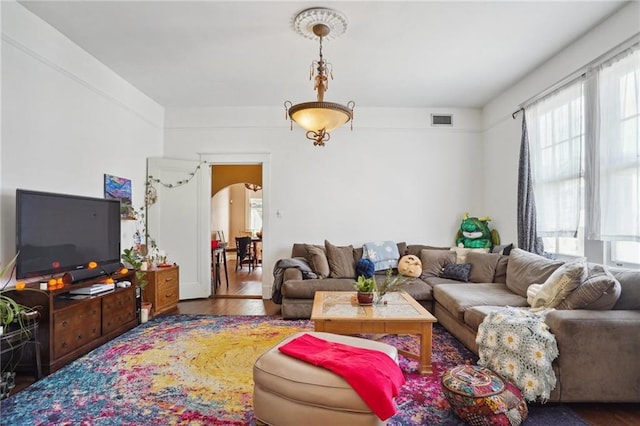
left=311, top=291, right=438, bottom=374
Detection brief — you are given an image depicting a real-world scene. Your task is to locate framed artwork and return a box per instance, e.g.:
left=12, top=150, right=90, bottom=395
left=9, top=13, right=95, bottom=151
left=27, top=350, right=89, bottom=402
left=104, top=174, right=135, bottom=219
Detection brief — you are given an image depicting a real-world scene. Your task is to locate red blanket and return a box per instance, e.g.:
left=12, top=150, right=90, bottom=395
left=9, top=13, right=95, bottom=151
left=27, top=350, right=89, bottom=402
left=278, top=333, right=405, bottom=420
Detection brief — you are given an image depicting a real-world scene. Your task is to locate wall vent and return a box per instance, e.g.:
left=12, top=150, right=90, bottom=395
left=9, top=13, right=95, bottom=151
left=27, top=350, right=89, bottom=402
left=431, top=114, right=453, bottom=127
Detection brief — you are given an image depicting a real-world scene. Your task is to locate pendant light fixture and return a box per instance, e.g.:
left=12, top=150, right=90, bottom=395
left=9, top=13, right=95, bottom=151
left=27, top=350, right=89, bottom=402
left=285, top=7, right=354, bottom=147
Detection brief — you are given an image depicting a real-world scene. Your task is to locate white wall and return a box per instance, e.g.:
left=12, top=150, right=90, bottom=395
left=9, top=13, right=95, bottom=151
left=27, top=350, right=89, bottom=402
left=165, top=105, right=484, bottom=277
left=0, top=2, right=164, bottom=268
left=481, top=2, right=640, bottom=253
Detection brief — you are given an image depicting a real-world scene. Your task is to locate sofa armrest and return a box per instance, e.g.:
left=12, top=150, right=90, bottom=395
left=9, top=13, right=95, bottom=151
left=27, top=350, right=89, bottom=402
left=284, top=268, right=303, bottom=281
left=544, top=310, right=640, bottom=402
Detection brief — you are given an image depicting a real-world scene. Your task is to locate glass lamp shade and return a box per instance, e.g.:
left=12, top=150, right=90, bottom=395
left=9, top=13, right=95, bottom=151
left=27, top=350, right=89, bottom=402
left=288, top=101, right=353, bottom=132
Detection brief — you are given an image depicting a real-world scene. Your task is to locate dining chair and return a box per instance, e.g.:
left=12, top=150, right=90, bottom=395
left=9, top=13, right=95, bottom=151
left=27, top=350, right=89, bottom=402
left=235, top=236, right=254, bottom=272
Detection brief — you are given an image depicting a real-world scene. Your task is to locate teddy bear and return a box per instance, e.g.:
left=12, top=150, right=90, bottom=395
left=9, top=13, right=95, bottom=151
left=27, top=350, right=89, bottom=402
left=455, top=213, right=500, bottom=250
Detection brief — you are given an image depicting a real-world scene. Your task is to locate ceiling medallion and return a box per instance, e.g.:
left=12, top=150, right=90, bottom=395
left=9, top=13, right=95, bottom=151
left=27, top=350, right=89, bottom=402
left=285, top=7, right=355, bottom=147
left=293, top=7, right=348, bottom=41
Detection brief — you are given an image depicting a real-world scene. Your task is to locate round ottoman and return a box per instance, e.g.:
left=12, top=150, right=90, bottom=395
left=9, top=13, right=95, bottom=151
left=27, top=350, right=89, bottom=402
left=441, top=364, right=528, bottom=426
left=253, top=332, right=398, bottom=426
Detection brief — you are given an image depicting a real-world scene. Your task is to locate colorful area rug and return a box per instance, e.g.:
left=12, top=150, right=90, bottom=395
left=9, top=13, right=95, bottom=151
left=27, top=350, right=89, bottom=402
left=1, top=315, right=586, bottom=425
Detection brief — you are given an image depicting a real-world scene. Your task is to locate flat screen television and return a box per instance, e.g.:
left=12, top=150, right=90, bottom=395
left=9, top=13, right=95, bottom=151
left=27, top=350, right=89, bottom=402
left=16, top=189, right=121, bottom=279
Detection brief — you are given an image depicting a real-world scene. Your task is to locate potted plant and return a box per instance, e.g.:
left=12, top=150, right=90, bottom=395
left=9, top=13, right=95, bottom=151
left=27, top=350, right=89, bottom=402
left=121, top=247, right=152, bottom=322
left=353, top=275, right=376, bottom=305
left=375, top=268, right=408, bottom=304
left=0, top=253, right=43, bottom=399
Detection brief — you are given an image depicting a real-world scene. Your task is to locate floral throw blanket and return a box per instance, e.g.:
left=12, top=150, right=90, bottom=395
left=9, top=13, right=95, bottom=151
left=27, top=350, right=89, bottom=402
left=476, top=307, right=558, bottom=402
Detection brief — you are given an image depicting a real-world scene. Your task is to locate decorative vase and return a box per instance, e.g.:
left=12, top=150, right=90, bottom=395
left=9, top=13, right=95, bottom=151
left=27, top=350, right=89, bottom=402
left=141, top=302, right=152, bottom=323
left=375, top=292, right=389, bottom=305
left=357, top=291, right=374, bottom=306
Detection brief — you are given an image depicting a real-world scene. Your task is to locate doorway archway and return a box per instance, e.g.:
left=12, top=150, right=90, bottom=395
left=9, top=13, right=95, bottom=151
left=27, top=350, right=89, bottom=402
left=201, top=153, right=271, bottom=299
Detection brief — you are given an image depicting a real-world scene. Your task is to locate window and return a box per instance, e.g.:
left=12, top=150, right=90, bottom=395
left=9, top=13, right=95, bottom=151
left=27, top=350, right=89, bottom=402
left=598, top=49, right=640, bottom=267
left=527, top=80, right=584, bottom=257
left=249, top=197, right=263, bottom=233
left=527, top=44, right=640, bottom=267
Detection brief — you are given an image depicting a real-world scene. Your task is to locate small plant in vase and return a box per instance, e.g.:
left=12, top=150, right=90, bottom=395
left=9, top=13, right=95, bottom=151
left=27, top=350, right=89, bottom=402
left=354, top=275, right=376, bottom=305
left=375, top=268, right=409, bottom=305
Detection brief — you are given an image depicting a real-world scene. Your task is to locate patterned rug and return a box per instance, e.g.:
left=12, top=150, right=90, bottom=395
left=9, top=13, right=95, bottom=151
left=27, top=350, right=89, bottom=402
left=1, top=315, right=586, bottom=425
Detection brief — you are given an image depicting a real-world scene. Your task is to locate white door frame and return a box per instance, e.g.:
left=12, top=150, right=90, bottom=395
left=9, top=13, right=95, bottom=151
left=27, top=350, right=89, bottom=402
left=200, top=152, right=272, bottom=298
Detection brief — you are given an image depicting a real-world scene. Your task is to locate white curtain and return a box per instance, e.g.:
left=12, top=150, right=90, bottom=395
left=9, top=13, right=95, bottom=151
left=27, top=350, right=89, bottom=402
left=587, top=46, right=640, bottom=242
left=526, top=80, right=584, bottom=238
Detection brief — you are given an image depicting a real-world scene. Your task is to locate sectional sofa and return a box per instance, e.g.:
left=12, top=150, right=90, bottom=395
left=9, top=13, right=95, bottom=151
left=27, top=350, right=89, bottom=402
left=277, top=241, right=640, bottom=403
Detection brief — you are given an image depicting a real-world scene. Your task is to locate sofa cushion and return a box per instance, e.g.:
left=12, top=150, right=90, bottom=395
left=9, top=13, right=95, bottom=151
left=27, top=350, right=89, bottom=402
left=420, top=249, right=456, bottom=278
left=506, top=248, right=564, bottom=297
left=381, top=276, right=433, bottom=302
left=464, top=305, right=505, bottom=331
left=530, top=259, right=587, bottom=309
left=304, top=244, right=330, bottom=278
left=406, top=244, right=449, bottom=258
left=291, top=243, right=308, bottom=258
left=466, top=251, right=501, bottom=283
left=450, top=247, right=490, bottom=263
left=557, top=264, right=622, bottom=310
left=325, top=240, right=356, bottom=278
left=612, top=268, right=640, bottom=310
left=433, top=283, right=529, bottom=322
left=282, top=278, right=356, bottom=299
left=441, top=263, right=471, bottom=282
left=421, top=276, right=468, bottom=286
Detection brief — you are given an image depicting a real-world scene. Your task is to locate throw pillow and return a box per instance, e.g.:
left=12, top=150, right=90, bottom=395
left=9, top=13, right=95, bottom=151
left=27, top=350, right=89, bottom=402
left=397, top=254, right=422, bottom=278
left=450, top=247, right=490, bottom=264
left=325, top=240, right=356, bottom=278
left=493, top=255, right=509, bottom=284
left=466, top=251, right=501, bottom=283
left=355, top=258, right=375, bottom=279
left=530, top=259, right=587, bottom=309
left=441, top=263, right=472, bottom=282
left=557, top=264, right=622, bottom=310
left=304, top=244, right=330, bottom=278
left=612, top=269, right=640, bottom=310
left=506, top=248, right=564, bottom=297
left=420, top=249, right=457, bottom=278
left=362, top=241, right=400, bottom=271
left=492, top=243, right=514, bottom=256
left=527, top=283, right=543, bottom=306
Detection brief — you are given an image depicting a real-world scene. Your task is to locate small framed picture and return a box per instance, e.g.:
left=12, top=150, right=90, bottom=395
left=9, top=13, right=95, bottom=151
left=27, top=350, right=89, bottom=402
left=104, top=174, right=135, bottom=219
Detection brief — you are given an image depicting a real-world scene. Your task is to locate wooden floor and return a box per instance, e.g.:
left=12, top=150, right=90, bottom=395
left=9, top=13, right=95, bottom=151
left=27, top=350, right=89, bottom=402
left=10, top=262, right=640, bottom=424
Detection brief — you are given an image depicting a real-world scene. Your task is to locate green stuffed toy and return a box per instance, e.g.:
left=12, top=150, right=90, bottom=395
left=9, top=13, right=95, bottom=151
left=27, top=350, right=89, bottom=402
left=455, top=213, right=500, bottom=250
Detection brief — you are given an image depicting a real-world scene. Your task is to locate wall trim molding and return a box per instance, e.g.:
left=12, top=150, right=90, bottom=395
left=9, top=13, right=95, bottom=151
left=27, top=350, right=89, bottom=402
left=2, top=33, right=163, bottom=130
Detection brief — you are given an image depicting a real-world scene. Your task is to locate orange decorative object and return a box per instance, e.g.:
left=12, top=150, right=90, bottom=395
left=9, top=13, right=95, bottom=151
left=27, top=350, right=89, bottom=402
left=48, top=278, right=57, bottom=286
left=88, top=261, right=98, bottom=269
left=15, top=281, right=26, bottom=290
left=120, top=267, right=129, bottom=275
left=57, top=277, right=63, bottom=284
left=106, top=277, right=114, bottom=284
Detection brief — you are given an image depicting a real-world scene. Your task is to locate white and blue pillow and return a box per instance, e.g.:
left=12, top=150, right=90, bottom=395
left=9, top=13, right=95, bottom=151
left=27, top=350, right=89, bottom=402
left=363, top=241, right=400, bottom=271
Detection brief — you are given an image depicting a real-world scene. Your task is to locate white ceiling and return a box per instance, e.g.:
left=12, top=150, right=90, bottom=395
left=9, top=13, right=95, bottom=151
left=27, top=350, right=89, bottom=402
left=18, top=1, right=628, bottom=109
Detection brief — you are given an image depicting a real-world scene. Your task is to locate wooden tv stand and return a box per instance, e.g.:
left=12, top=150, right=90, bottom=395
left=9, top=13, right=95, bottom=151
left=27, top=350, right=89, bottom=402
left=7, top=270, right=138, bottom=375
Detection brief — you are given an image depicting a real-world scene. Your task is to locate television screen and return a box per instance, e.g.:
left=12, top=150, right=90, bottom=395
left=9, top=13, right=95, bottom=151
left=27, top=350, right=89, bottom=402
left=16, top=189, right=121, bottom=279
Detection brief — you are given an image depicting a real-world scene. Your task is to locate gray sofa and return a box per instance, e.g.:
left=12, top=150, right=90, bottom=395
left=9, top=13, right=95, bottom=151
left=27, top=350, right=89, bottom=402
left=278, top=242, right=640, bottom=403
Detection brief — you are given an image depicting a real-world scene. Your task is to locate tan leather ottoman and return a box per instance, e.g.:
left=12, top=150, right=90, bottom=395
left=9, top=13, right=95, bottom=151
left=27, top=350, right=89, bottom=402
left=253, top=332, right=399, bottom=426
